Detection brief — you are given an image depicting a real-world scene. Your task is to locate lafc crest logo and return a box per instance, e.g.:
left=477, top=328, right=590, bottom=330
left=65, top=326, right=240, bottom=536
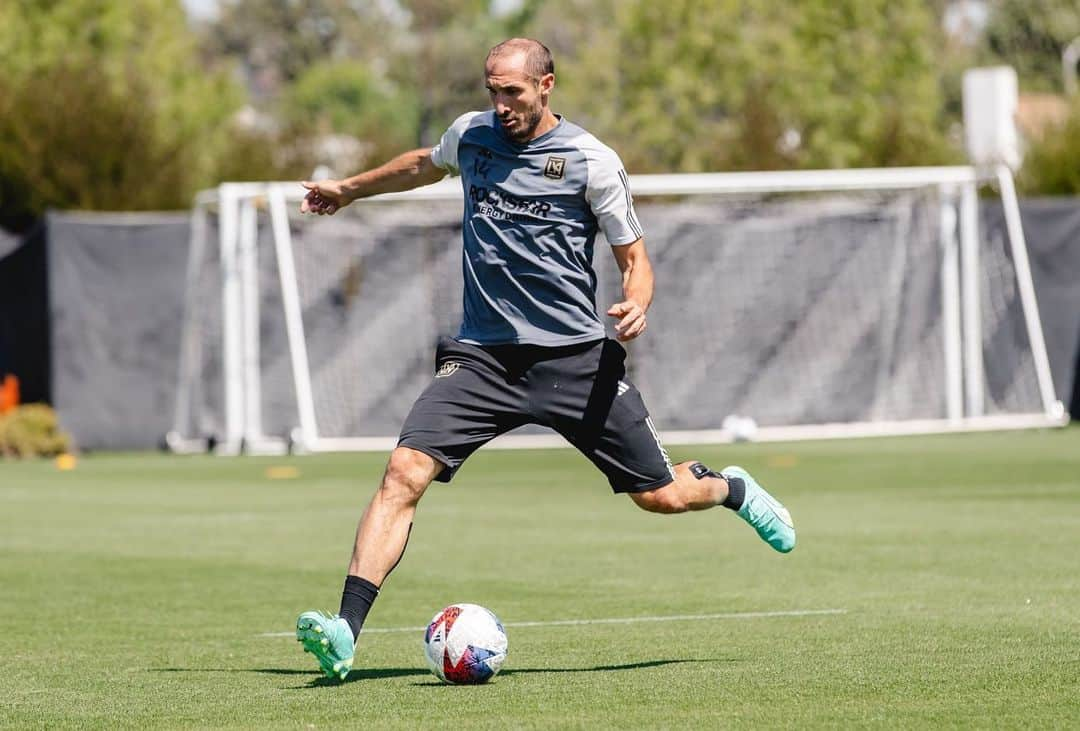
left=435, top=362, right=460, bottom=378
left=543, top=156, right=566, bottom=180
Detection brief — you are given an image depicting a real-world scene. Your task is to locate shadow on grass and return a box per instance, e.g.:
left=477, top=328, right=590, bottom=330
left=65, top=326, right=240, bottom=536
left=153, top=667, right=429, bottom=685
left=504, top=658, right=722, bottom=675
left=408, top=659, right=729, bottom=687
left=155, top=659, right=729, bottom=689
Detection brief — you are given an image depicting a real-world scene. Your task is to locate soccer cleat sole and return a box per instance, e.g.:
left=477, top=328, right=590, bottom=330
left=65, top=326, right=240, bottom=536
left=296, top=614, right=354, bottom=680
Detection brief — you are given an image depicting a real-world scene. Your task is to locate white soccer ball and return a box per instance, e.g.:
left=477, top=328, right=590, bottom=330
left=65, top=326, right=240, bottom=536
left=423, top=603, right=508, bottom=684
left=722, top=414, right=759, bottom=442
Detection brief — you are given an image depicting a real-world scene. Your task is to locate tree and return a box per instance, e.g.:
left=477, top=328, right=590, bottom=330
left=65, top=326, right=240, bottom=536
left=975, top=0, right=1080, bottom=193
left=0, top=0, right=284, bottom=227
left=201, top=0, right=504, bottom=150
left=1019, top=99, right=1080, bottom=194
left=393, top=0, right=507, bottom=145
left=526, top=0, right=954, bottom=173
left=980, top=0, right=1080, bottom=93
left=280, top=61, right=420, bottom=168
left=205, top=0, right=403, bottom=94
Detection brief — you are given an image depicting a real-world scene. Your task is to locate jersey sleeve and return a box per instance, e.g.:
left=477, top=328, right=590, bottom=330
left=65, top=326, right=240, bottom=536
left=584, top=144, right=644, bottom=246
left=429, top=112, right=482, bottom=176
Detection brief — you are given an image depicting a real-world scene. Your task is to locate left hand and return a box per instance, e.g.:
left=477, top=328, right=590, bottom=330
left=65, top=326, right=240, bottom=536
left=607, top=300, right=647, bottom=342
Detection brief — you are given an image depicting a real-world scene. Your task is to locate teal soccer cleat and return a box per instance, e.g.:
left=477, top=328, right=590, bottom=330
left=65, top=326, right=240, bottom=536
left=723, top=466, right=796, bottom=553
left=296, top=611, right=355, bottom=680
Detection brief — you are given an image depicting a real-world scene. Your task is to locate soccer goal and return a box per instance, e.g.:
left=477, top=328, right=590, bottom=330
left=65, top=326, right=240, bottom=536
left=168, top=165, right=1067, bottom=455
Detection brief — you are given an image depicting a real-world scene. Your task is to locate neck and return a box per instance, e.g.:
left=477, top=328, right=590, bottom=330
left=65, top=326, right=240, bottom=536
left=523, top=109, right=559, bottom=141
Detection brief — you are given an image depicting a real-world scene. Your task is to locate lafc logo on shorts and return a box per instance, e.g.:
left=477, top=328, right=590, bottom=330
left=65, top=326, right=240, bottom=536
left=543, top=156, right=566, bottom=180
left=435, top=362, right=460, bottom=378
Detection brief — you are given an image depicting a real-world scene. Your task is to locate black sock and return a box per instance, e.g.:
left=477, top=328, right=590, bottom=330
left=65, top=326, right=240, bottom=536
left=689, top=462, right=745, bottom=511
left=339, top=575, right=379, bottom=642
left=721, top=475, right=745, bottom=511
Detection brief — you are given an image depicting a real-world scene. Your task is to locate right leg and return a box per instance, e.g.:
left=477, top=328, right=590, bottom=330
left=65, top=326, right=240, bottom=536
left=348, top=446, right=441, bottom=583
left=296, top=447, right=441, bottom=680
left=298, top=338, right=529, bottom=680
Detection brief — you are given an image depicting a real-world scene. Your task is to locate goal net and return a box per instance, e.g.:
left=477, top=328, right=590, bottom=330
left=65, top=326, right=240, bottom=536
left=169, top=166, right=1066, bottom=454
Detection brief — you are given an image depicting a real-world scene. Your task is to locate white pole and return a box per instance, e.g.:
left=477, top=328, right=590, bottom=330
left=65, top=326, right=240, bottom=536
left=959, top=181, right=984, bottom=417
left=995, top=166, right=1059, bottom=416
left=239, top=197, right=262, bottom=448
left=219, top=185, right=244, bottom=454
left=1064, top=37, right=1080, bottom=97
left=940, top=191, right=963, bottom=422
left=268, top=187, right=320, bottom=449
left=172, top=201, right=208, bottom=442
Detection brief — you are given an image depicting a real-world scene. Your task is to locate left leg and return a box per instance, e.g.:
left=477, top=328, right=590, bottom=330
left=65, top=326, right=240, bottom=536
left=627, top=461, right=729, bottom=513
left=538, top=338, right=795, bottom=552
left=630, top=459, right=796, bottom=553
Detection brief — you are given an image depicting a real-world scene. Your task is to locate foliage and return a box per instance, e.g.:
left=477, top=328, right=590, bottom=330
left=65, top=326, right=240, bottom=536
left=980, top=0, right=1080, bottom=93
left=0, top=0, right=291, bottom=228
left=392, top=0, right=508, bottom=145
left=0, top=403, right=70, bottom=458
left=208, top=0, right=509, bottom=149
left=1019, top=99, right=1080, bottom=194
left=530, top=0, right=956, bottom=173
left=6, top=0, right=1080, bottom=210
left=280, top=61, right=420, bottom=167
left=206, top=0, right=403, bottom=87
left=975, top=0, right=1080, bottom=194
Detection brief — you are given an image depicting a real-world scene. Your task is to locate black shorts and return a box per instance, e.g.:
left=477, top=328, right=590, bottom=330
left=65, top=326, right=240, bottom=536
left=398, top=337, right=676, bottom=493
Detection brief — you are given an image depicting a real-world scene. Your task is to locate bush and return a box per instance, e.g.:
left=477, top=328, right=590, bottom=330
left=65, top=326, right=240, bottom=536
left=1019, top=99, right=1080, bottom=195
left=0, top=404, right=71, bottom=459
left=0, top=0, right=297, bottom=230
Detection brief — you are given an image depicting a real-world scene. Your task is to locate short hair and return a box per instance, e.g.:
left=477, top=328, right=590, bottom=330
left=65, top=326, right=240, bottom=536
left=486, top=38, right=554, bottom=80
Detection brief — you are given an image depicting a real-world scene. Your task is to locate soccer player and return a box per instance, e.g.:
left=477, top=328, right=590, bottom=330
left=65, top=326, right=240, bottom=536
left=296, top=38, right=795, bottom=680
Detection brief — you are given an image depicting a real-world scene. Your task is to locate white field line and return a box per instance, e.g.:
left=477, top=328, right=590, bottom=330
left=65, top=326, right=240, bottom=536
left=260, top=608, right=846, bottom=638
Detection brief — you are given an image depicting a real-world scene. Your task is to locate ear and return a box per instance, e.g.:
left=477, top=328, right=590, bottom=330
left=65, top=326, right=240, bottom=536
left=539, top=72, right=555, bottom=98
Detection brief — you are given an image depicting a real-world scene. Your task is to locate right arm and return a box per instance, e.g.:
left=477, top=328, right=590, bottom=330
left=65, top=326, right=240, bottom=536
left=301, top=148, right=445, bottom=215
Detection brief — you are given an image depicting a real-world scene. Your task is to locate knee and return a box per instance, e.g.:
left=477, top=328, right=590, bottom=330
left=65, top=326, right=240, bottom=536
left=629, top=485, right=687, bottom=514
left=380, top=448, right=436, bottom=506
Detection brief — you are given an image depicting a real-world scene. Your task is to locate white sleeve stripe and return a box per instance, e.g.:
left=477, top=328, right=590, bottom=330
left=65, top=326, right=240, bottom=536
left=624, top=176, right=643, bottom=237
left=617, top=169, right=644, bottom=239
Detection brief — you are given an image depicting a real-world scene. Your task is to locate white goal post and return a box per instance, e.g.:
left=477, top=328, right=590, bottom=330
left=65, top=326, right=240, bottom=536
left=169, top=165, right=1067, bottom=455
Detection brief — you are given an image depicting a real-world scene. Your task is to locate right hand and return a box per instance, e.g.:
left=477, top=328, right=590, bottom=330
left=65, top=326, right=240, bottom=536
left=300, top=180, right=350, bottom=215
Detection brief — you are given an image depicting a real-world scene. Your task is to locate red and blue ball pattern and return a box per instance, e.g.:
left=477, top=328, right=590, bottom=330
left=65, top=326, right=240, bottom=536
left=424, top=603, right=508, bottom=684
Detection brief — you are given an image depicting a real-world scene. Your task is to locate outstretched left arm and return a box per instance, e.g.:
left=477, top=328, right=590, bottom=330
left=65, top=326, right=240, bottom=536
left=607, top=238, right=654, bottom=342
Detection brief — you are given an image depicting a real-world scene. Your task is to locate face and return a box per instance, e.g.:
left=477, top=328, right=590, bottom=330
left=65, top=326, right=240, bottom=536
left=485, top=52, right=553, bottom=142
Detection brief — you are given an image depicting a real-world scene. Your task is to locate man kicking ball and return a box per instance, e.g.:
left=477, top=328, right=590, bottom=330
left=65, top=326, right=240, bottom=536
left=295, top=37, right=795, bottom=681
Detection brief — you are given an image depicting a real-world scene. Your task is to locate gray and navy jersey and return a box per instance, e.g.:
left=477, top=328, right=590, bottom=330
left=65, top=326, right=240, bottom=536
left=430, top=111, right=643, bottom=346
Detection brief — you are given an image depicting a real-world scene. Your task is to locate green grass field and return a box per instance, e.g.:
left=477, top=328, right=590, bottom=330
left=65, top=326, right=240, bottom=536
left=2, top=428, right=1079, bottom=729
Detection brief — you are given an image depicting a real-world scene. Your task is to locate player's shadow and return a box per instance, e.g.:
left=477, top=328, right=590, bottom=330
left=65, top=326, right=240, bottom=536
left=302, top=667, right=432, bottom=687
left=505, top=658, right=718, bottom=674
left=151, top=667, right=431, bottom=688
left=409, top=658, right=725, bottom=687
left=155, top=659, right=726, bottom=689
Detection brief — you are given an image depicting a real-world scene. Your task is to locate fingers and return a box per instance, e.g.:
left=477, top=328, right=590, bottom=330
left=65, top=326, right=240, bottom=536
left=615, top=313, right=646, bottom=341
left=300, top=187, right=338, bottom=216
left=299, top=180, right=344, bottom=215
left=607, top=301, right=647, bottom=341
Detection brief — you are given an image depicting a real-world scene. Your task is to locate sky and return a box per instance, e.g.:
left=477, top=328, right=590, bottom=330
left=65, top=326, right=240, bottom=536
left=182, top=0, right=218, bottom=20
